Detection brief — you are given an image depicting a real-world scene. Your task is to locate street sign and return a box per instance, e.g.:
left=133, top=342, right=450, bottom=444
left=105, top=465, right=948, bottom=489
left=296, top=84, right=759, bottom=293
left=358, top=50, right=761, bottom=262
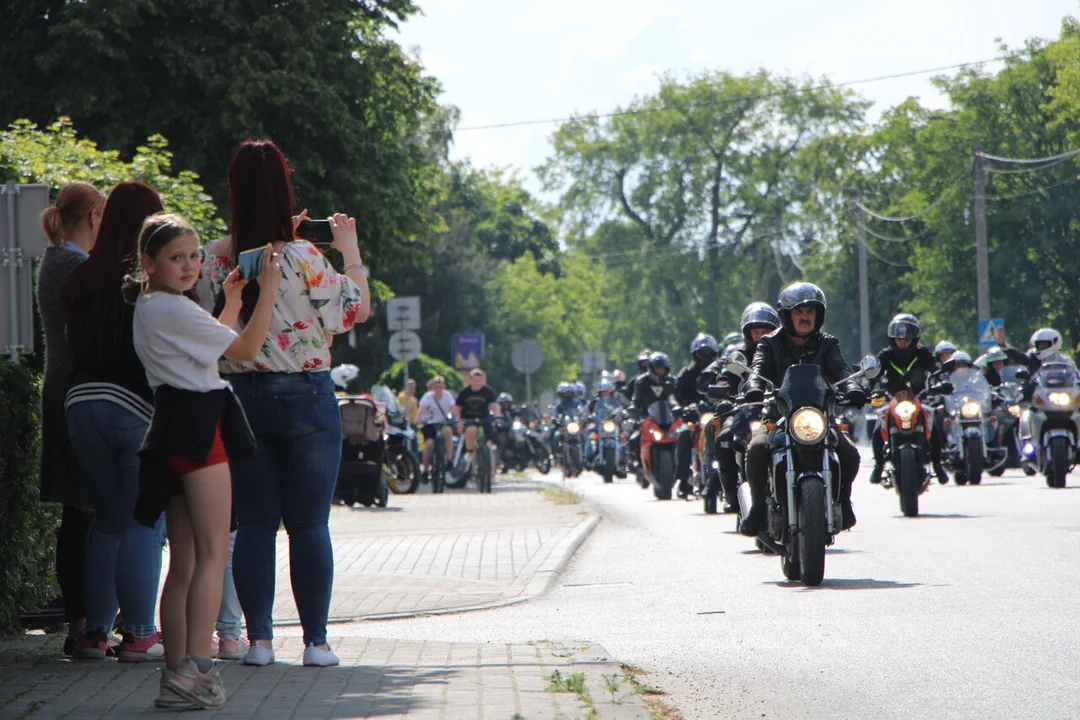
left=388, top=330, right=422, bottom=362
left=978, top=319, right=1005, bottom=347
left=582, top=351, right=607, bottom=374
left=1, top=182, right=49, bottom=358
left=386, top=296, right=421, bottom=331
left=511, top=340, right=544, bottom=374
left=452, top=333, right=484, bottom=369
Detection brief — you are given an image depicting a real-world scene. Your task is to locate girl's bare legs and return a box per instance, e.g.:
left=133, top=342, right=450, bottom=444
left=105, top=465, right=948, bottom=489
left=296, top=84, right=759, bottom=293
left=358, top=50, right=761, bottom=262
left=180, top=464, right=232, bottom=662
left=161, top=496, right=195, bottom=669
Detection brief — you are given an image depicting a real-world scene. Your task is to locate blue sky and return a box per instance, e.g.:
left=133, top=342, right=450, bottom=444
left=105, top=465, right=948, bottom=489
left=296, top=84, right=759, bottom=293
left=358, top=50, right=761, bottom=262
left=396, top=0, right=1079, bottom=195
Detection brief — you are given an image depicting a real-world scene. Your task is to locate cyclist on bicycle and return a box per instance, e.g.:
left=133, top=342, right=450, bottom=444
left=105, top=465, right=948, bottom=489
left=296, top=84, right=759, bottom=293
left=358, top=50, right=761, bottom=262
left=453, top=367, right=499, bottom=473
left=417, top=375, right=455, bottom=482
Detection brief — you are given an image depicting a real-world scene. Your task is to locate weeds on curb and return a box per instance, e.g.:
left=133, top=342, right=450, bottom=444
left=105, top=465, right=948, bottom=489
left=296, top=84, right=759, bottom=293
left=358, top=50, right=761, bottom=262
left=620, top=662, right=684, bottom=720
left=603, top=673, right=622, bottom=703
left=541, top=487, right=583, bottom=505
left=546, top=670, right=598, bottom=719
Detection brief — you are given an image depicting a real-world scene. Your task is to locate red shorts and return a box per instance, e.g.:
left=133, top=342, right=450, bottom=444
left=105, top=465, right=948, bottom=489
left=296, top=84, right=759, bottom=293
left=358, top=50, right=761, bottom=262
left=168, top=419, right=228, bottom=495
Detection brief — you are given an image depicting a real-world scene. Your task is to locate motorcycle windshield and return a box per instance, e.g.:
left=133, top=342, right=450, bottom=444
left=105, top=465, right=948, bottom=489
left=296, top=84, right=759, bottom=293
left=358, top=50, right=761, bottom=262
left=647, top=401, right=674, bottom=426
left=1038, top=363, right=1077, bottom=389
left=948, top=369, right=991, bottom=411
left=594, top=398, right=622, bottom=420
left=777, top=364, right=829, bottom=415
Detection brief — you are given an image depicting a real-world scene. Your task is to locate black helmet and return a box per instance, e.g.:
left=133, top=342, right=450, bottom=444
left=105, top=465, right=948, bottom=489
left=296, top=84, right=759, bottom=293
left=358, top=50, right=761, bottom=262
left=690, top=333, right=719, bottom=366
left=741, top=302, right=780, bottom=345
left=777, top=282, right=826, bottom=336
left=497, top=392, right=513, bottom=405
left=887, top=313, right=920, bottom=356
left=637, top=348, right=653, bottom=370
left=647, top=352, right=671, bottom=382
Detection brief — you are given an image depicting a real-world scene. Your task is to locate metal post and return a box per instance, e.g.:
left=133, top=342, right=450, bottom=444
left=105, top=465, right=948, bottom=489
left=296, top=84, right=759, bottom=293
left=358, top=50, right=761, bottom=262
left=973, top=142, right=990, bottom=323
left=401, top=359, right=410, bottom=431
left=525, top=369, right=532, bottom=407
left=4, top=181, right=21, bottom=361
left=857, top=200, right=870, bottom=358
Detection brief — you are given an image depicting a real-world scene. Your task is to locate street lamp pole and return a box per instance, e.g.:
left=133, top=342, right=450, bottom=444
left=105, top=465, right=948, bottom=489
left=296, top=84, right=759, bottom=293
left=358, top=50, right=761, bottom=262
left=857, top=198, right=870, bottom=358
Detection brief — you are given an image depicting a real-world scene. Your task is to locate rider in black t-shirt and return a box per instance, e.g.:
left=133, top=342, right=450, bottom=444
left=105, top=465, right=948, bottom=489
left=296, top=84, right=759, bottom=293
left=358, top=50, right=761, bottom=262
left=453, top=367, right=499, bottom=470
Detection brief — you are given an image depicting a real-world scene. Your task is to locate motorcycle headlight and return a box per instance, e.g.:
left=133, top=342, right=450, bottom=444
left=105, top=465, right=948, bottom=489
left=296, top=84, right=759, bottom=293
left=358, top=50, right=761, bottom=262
left=567, top=422, right=580, bottom=434
left=871, top=396, right=886, bottom=408
left=750, top=420, right=763, bottom=434
left=960, top=401, right=982, bottom=419
left=1008, top=404, right=1022, bottom=417
left=790, top=408, right=827, bottom=444
left=603, top=420, right=617, bottom=433
left=650, top=429, right=663, bottom=441
left=1049, top=392, right=1071, bottom=407
left=512, top=420, right=523, bottom=431
left=894, top=400, right=917, bottom=429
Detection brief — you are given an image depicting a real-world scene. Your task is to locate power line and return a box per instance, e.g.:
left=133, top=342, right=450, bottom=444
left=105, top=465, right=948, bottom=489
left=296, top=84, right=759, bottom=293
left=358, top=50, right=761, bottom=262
left=854, top=165, right=972, bottom=222
left=456, top=53, right=1033, bottom=132
left=861, top=224, right=928, bottom=244
left=978, top=147, right=1080, bottom=165
left=986, top=153, right=1078, bottom=174
left=984, top=174, right=1080, bottom=201
left=860, top=237, right=911, bottom=268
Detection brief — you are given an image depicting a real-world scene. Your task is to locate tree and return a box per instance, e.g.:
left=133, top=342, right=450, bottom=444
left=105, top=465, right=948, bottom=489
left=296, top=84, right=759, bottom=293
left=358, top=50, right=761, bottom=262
left=0, top=0, right=442, bottom=266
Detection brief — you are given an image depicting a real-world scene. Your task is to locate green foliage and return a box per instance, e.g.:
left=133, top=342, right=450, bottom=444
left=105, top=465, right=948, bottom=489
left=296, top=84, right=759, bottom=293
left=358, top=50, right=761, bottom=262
left=0, top=0, right=443, bottom=269
left=376, top=353, right=465, bottom=392
left=0, top=117, right=225, bottom=241
left=0, top=361, right=58, bottom=634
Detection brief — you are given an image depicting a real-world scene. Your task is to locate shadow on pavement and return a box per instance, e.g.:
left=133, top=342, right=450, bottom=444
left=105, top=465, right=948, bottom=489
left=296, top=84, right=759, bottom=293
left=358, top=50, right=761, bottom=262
left=911, top=513, right=985, bottom=519
left=763, top=578, right=924, bottom=591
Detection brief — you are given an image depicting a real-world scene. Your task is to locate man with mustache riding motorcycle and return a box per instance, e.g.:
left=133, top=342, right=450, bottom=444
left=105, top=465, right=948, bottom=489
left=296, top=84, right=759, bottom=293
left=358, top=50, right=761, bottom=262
left=866, top=313, right=949, bottom=486
left=696, top=302, right=780, bottom=513
left=739, top=282, right=866, bottom=536
left=673, top=334, right=721, bottom=499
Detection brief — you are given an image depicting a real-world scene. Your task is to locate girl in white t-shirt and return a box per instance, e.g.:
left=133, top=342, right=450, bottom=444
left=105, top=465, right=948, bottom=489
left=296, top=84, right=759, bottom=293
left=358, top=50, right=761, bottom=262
left=131, top=213, right=281, bottom=710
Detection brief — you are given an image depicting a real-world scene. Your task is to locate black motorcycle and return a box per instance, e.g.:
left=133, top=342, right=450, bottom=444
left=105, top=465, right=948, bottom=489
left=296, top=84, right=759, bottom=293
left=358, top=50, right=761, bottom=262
left=494, top=415, right=552, bottom=474
left=740, top=353, right=880, bottom=586
left=555, top=412, right=586, bottom=478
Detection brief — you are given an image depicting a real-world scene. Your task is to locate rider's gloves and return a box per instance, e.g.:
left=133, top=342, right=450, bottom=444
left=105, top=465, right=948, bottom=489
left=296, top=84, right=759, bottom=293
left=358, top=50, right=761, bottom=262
left=743, top=388, right=765, bottom=404
left=845, top=388, right=867, bottom=409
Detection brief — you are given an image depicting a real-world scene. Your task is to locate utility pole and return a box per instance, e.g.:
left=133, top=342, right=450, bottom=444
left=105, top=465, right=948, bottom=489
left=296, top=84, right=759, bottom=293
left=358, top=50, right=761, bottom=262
left=857, top=198, right=870, bottom=359
left=973, top=142, right=991, bottom=323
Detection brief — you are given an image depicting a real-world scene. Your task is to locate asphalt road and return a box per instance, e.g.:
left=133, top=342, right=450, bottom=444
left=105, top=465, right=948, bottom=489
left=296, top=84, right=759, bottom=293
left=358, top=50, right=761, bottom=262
left=310, top=447, right=1080, bottom=719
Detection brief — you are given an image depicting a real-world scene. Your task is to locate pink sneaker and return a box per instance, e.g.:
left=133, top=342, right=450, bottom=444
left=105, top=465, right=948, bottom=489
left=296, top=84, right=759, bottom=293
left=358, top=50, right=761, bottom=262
left=73, top=630, right=108, bottom=660
left=215, top=634, right=248, bottom=660
left=117, top=632, right=165, bottom=662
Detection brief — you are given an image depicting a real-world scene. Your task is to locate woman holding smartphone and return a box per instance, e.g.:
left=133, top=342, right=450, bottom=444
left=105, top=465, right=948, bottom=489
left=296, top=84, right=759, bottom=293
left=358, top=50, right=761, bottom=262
left=202, top=140, right=369, bottom=667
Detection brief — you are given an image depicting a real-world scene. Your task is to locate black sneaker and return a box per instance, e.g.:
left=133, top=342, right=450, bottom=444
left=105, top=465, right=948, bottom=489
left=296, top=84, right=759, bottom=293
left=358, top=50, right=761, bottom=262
left=934, top=464, right=949, bottom=485
left=869, top=466, right=883, bottom=485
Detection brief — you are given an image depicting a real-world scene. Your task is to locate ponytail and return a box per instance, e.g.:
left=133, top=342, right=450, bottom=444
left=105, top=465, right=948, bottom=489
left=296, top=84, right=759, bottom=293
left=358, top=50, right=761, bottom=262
left=41, top=182, right=105, bottom=246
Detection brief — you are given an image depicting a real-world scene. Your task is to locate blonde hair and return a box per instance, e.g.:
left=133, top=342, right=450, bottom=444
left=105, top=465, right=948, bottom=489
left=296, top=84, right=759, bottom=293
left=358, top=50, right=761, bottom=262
left=428, top=375, right=446, bottom=388
left=40, top=182, right=105, bottom=246
left=123, top=212, right=199, bottom=298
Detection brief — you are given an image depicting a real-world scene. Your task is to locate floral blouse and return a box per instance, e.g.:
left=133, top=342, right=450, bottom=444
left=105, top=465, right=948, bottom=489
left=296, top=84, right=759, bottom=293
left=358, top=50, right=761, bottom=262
left=201, top=239, right=363, bottom=374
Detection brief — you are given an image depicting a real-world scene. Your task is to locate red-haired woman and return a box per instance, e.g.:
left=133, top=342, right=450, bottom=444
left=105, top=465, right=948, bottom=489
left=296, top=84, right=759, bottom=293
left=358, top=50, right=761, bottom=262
left=202, top=140, right=369, bottom=667
left=36, top=181, right=105, bottom=655
left=64, top=182, right=167, bottom=661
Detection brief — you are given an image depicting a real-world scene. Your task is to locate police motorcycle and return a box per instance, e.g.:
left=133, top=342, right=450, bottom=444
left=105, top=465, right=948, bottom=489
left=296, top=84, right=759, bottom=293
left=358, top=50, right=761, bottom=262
left=991, top=366, right=1028, bottom=475
left=942, top=354, right=1004, bottom=486
left=874, top=380, right=952, bottom=517
left=1019, top=362, right=1080, bottom=488
left=732, top=352, right=881, bottom=586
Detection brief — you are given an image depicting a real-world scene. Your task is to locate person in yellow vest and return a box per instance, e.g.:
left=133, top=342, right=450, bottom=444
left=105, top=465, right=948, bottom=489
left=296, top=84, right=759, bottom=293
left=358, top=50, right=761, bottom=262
left=397, top=378, right=420, bottom=425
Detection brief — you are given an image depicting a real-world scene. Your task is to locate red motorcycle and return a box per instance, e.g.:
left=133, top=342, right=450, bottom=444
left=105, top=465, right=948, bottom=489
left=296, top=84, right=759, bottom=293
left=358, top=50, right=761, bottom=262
left=639, top=400, right=682, bottom=500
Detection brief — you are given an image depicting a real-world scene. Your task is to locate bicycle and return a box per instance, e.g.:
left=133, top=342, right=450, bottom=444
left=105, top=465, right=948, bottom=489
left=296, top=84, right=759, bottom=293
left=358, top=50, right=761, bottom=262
left=453, top=418, right=493, bottom=493
left=427, top=421, right=450, bottom=494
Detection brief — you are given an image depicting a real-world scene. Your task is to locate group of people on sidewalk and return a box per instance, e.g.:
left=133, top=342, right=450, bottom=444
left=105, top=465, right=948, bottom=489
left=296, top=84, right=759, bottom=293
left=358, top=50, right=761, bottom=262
left=36, top=140, right=371, bottom=710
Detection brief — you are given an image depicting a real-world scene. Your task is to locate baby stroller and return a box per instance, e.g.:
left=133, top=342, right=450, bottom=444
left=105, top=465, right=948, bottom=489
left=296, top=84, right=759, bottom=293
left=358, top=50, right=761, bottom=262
left=332, top=366, right=389, bottom=508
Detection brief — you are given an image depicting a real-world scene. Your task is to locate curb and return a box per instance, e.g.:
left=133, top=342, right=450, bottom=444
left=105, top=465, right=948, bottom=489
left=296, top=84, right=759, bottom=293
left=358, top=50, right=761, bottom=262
left=310, top=512, right=600, bottom=625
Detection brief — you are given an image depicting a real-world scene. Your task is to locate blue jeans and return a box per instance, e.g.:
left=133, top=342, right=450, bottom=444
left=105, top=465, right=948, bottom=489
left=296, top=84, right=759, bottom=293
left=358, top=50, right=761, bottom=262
left=67, top=401, right=164, bottom=638
left=216, top=530, right=242, bottom=637
left=227, top=372, right=341, bottom=646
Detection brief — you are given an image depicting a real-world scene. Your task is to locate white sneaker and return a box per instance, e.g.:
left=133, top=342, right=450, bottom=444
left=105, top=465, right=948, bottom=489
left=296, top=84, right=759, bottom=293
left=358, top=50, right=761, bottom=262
left=243, top=643, right=275, bottom=666
left=302, top=644, right=340, bottom=667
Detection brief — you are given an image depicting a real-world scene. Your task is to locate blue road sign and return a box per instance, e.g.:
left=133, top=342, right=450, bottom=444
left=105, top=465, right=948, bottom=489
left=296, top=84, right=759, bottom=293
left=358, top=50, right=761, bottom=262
left=978, top=319, right=1004, bottom=347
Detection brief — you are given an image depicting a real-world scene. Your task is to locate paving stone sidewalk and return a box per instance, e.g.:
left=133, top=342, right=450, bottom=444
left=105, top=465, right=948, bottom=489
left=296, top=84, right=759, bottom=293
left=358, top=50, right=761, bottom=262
left=0, top=480, right=652, bottom=718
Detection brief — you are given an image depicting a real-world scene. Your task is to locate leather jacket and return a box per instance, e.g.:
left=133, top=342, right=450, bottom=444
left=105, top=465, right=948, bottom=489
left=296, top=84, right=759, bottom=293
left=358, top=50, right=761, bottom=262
left=747, top=328, right=857, bottom=394
left=873, top=345, right=937, bottom=396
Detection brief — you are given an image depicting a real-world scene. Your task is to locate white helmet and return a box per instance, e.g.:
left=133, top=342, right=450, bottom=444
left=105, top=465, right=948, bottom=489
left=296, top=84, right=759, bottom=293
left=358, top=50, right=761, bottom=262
left=1031, top=328, right=1063, bottom=361
left=598, top=377, right=615, bottom=393
left=331, top=364, right=360, bottom=390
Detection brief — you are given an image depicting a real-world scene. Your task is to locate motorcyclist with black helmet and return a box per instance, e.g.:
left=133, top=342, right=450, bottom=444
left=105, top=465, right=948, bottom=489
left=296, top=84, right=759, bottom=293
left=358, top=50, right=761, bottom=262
left=696, top=302, right=780, bottom=513
left=739, top=282, right=865, bottom=536
left=630, top=352, right=677, bottom=417
left=672, top=334, right=720, bottom=498
left=866, top=313, right=948, bottom=485
left=623, top=349, right=653, bottom=402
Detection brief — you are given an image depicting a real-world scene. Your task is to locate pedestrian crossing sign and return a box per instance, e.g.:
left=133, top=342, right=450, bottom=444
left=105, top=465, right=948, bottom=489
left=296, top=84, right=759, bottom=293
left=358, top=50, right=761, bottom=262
left=978, top=319, right=1004, bottom=346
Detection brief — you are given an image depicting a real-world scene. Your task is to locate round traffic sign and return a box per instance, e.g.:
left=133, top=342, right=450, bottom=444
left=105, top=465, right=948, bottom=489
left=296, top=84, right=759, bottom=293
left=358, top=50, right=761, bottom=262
left=511, top=340, right=543, bottom=374
left=388, top=330, right=422, bottom=362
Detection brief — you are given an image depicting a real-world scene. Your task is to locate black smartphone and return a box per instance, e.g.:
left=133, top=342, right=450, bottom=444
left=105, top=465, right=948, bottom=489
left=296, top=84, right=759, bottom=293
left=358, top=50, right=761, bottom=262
left=297, top=219, right=334, bottom=246
left=237, top=248, right=265, bottom=279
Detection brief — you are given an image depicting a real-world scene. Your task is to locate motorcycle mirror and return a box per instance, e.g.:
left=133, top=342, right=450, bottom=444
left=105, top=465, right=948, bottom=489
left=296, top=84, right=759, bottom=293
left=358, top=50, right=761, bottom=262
left=860, top=355, right=881, bottom=379
left=706, top=384, right=731, bottom=400
left=729, top=350, right=748, bottom=366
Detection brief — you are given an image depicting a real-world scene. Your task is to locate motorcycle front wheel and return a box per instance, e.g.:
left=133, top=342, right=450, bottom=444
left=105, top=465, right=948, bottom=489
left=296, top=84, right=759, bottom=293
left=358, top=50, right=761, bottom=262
left=386, top=447, right=421, bottom=494
left=796, top=479, right=827, bottom=586
left=653, top=448, right=675, bottom=500
left=964, top=437, right=983, bottom=486
left=602, top=447, right=616, bottom=484
left=897, top=447, right=920, bottom=518
left=1049, top=435, right=1070, bottom=488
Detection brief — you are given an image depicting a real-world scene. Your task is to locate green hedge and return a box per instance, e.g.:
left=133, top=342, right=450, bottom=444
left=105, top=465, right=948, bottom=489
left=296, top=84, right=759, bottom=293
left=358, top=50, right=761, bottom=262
left=0, top=360, right=57, bottom=634
left=376, top=353, right=465, bottom=392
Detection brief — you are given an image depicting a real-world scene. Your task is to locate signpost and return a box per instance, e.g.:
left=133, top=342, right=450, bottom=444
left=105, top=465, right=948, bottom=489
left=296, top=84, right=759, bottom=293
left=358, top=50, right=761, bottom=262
left=452, top=333, right=484, bottom=369
left=511, top=340, right=544, bottom=405
left=582, top=351, right=607, bottom=375
left=1, top=182, right=49, bottom=360
left=385, top=296, right=421, bottom=426
left=978, top=319, right=1005, bottom=347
